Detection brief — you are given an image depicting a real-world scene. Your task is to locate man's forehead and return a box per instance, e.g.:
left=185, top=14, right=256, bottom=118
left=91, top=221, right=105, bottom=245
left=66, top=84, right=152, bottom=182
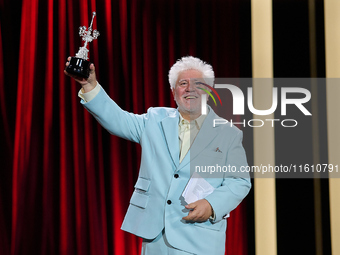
left=177, top=69, right=203, bottom=77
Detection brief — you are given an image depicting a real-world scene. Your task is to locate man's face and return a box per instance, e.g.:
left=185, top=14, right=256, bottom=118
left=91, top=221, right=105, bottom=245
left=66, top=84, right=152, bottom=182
left=171, top=69, right=208, bottom=119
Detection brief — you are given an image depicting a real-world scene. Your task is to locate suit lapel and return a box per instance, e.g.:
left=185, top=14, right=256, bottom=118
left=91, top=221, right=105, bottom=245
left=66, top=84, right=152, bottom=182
left=161, top=111, right=180, bottom=168
left=178, top=107, right=219, bottom=171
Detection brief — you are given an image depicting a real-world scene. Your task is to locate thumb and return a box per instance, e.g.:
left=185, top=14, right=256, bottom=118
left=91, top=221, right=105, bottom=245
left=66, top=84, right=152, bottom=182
left=89, top=63, right=95, bottom=73
left=185, top=202, right=197, bottom=210
left=88, top=63, right=97, bottom=87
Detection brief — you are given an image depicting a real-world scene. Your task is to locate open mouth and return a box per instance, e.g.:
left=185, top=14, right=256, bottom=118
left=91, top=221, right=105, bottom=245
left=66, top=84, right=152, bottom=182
left=184, top=96, right=197, bottom=100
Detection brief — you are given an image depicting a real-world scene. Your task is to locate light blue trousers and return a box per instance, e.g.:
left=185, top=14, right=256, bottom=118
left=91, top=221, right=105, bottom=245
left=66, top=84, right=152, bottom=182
left=141, top=229, right=196, bottom=255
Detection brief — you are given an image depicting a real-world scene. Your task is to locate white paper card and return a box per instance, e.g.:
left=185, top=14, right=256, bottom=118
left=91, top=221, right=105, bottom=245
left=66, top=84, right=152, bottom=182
left=182, top=172, right=230, bottom=218
left=182, top=172, right=215, bottom=204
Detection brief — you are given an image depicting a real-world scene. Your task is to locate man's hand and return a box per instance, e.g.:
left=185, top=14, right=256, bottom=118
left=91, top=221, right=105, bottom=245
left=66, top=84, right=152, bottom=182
left=182, top=199, right=213, bottom=222
left=64, top=56, right=97, bottom=93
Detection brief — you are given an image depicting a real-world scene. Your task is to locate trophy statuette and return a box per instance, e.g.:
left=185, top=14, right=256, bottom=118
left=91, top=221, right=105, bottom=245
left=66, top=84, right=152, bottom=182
left=65, top=12, right=100, bottom=79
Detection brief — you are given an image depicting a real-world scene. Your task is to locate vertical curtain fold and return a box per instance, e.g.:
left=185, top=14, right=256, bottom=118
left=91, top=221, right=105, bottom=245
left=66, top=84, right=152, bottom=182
left=41, top=0, right=55, bottom=253
left=58, top=0, right=73, bottom=253
left=0, top=23, right=11, bottom=255
left=12, top=0, right=39, bottom=253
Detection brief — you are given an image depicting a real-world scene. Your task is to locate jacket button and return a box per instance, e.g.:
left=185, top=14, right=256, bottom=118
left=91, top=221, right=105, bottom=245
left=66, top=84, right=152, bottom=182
left=174, top=174, right=179, bottom=178
left=167, top=200, right=172, bottom=205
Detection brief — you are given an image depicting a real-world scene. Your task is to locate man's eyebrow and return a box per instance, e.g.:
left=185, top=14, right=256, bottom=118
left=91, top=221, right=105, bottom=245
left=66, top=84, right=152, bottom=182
left=178, top=79, right=188, bottom=83
left=194, top=80, right=205, bottom=85
left=178, top=78, right=202, bottom=82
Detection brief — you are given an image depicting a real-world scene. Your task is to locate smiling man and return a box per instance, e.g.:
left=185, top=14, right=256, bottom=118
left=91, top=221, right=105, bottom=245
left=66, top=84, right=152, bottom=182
left=171, top=69, right=206, bottom=120
left=65, top=56, right=251, bottom=255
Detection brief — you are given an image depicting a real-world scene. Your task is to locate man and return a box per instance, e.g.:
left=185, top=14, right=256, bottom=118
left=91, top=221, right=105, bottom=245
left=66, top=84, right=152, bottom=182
left=65, top=56, right=251, bottom=255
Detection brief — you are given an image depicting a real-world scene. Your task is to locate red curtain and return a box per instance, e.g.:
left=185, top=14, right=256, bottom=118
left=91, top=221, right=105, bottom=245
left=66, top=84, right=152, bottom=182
left=0, top=0, right=248, bottom=254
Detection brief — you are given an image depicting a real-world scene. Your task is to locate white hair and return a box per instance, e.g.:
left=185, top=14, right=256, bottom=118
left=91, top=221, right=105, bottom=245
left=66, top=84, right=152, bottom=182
left=168, top=56, right=215, bottom=89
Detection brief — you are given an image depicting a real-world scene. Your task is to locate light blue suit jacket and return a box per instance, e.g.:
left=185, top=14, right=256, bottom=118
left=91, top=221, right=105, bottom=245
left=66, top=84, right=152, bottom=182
left=82, top=87, right=251, bottom=255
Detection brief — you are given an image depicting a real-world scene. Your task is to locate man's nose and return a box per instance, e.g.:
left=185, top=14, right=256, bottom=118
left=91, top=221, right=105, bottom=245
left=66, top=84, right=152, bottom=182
left=185, top=80, right=195, bottom=91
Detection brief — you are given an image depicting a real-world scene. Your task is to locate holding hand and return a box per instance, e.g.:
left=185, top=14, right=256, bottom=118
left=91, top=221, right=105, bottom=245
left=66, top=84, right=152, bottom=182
left=182, top=199, right=213, bottom=222
left=64, top=56, right=97, bottom=93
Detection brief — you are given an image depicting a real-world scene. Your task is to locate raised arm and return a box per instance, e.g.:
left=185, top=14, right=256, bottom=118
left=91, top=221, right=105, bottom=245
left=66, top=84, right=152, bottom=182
left=64, top=57, right=148, bottom=143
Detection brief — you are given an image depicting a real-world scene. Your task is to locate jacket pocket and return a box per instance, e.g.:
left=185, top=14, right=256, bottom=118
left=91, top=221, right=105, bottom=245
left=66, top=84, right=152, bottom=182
left=130, top=191, right=149, bottom=209
left=134, top=177, right=151, bottom=192
left=203, top=149, right=224, bottom=159
left=130, top=177, right=151, bottom=209
left=194, top=219, right=224, bottom=231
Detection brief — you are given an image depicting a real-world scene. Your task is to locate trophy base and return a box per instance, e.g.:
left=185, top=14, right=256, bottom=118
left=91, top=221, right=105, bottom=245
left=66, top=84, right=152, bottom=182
left=65, top=57, right=90, bottom=79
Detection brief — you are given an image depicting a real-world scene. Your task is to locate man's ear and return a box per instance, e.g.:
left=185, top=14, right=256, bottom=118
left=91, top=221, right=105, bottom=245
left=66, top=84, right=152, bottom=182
left=171, top=88, right=175, bottom=97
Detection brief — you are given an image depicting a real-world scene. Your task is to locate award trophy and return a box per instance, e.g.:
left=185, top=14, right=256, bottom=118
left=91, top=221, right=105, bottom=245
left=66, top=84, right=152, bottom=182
left=65, top=12, right=100, bottom=79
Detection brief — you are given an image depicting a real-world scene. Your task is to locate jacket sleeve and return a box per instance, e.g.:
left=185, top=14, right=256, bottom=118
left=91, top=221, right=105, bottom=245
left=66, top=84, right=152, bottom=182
left=81, top=86, right=149, bottom=144
left=204, top=130, right=251, bottom=222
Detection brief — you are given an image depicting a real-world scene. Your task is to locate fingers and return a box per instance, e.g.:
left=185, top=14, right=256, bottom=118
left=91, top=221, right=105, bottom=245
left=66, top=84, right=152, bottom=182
left=182, top=211, right=194, bottom=221
left=64, top=57, right=71, bottom=76
left=182, top=209, right=202, bottom=222
left=182, top=203, right=201, bottom=222
left=185, top=202, right=197, bottom=210
left=182, top=200, right=212, bottom=222
left=65, top=56, right=71, bottom=67
left=182, top=203, right=196, bottom=221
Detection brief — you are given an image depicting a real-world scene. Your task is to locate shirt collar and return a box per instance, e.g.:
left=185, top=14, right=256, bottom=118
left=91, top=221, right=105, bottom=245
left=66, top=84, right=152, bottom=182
left=178, top=108, right=209, bottom=130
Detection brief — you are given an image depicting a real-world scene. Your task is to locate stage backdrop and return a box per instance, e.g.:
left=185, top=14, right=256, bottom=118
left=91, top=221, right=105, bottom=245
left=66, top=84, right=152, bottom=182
left=0, top=0, right=250, bottom=254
